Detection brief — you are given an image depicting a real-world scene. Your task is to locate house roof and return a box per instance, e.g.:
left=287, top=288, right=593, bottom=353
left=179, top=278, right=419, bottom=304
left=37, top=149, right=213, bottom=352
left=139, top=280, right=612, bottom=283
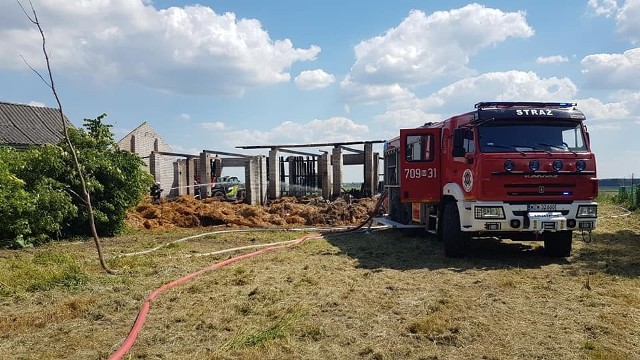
left=0, top=101, right=72, bottom=148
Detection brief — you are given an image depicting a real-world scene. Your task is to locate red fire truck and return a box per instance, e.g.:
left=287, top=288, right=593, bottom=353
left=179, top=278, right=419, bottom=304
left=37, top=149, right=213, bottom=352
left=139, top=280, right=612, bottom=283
left=382, top=102, right=598, bottom=257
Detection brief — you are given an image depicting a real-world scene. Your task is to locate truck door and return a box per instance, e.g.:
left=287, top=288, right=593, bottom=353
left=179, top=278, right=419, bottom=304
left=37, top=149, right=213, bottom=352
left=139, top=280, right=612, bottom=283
left=399, top=128, right=442, bottom=203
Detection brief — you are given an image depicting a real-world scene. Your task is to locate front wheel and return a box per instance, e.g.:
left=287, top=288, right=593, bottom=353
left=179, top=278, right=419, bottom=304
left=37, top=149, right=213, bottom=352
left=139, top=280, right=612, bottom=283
left=442, top=202, right=467, bottom=258
left=544, top=231, right=572, bottom=257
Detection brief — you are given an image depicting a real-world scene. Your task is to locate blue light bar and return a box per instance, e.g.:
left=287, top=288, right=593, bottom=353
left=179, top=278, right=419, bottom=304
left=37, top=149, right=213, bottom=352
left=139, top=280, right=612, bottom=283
left=475, top=102, right=577, bottom=109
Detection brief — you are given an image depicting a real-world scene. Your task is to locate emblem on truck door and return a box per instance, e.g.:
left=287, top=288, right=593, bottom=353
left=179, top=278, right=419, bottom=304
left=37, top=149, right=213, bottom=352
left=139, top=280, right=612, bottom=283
left=462, top=169, right=473, bottom=192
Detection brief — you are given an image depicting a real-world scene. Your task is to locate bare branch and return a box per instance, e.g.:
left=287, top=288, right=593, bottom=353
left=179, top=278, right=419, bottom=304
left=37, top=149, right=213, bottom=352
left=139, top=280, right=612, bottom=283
left=20, top=55, right=52, bottom=88
left=16, top=0, right=36, bottom=24
left=19, top=0, right=117, bottom=275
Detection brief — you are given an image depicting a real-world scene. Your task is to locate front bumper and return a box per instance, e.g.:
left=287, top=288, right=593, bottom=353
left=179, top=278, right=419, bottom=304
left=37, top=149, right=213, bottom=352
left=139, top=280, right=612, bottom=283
left=458, top=201, right=598, bottom=233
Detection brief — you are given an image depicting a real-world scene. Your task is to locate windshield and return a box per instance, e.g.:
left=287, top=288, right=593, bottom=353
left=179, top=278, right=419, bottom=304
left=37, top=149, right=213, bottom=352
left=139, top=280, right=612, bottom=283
left=478, top=120, right=587, bottom=153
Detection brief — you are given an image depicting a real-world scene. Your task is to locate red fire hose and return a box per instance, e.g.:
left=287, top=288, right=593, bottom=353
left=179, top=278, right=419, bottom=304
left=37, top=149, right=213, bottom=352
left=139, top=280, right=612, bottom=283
left=108, top=233, right=322, bottom=360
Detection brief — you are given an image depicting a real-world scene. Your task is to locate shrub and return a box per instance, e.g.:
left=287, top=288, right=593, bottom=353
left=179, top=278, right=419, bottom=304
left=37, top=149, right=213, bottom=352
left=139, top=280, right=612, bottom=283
left=0, top=114, right=153, bottom=246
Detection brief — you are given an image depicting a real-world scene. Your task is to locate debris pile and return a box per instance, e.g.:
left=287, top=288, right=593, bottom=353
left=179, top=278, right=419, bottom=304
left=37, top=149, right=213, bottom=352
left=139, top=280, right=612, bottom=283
left=126, top=196, right=378, bottom=230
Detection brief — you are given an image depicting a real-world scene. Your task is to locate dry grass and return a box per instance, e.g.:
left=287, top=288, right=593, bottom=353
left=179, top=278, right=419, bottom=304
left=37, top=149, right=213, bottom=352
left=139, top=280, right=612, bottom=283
left=0, top=203, right=639, bottom=359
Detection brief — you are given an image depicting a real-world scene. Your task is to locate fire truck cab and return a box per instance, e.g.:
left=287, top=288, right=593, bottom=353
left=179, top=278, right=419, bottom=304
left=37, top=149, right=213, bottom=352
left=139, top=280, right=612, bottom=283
left=383, top=102, right=598, bottom=257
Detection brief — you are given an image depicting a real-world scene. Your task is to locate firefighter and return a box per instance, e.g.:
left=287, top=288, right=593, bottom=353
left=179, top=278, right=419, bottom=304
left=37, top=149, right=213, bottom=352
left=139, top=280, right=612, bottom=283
left=150, top=182, right=163, bottom=204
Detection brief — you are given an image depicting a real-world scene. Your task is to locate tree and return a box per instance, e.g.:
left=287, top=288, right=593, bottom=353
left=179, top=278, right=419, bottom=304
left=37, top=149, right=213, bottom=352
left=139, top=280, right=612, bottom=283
left=16, top=1, right=149, bottom=273
left=0, top=146, right=77, bottom=247
left=61, top=115, right=153, bottom=237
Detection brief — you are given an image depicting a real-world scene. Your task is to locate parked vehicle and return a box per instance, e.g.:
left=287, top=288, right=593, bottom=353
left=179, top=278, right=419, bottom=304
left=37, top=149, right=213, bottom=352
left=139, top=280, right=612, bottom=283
left=383, top=102, right=598, bottom=257
left=211, top=176, right=246, bottom=201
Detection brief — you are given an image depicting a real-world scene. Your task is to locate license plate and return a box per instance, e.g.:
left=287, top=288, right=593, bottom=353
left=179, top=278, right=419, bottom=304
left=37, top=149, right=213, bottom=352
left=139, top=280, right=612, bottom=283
left=528, top=204, right=556, bottom=211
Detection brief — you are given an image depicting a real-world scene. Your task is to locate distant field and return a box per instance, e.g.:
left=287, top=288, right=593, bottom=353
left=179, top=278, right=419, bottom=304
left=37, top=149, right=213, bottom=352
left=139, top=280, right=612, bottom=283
left=1, top=203, right=638, bottom=359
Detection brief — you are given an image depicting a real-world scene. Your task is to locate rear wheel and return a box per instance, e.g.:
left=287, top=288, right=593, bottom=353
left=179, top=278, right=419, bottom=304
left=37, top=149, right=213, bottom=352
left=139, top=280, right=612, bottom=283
left=212, top=190, right=225, bottom=199
left=237, top=189, right=246, bottom=201
left=544, top=231, right=572, bottom=257
left=442, top=201, right=467, bottom=258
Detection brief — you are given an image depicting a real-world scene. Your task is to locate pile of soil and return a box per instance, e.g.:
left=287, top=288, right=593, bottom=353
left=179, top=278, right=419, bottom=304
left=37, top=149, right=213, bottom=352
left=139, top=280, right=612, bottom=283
left=126, top=196, right=379, bottom=230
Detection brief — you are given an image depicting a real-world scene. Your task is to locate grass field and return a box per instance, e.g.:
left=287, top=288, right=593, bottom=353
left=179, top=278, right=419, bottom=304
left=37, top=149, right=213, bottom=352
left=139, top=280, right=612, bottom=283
left=1, top=203, right=639, bottom=359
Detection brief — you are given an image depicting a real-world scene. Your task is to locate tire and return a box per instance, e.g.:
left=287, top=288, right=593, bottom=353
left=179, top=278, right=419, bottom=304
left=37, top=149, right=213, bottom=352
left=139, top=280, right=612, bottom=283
left=212, top=190, right=225, bottom=199
left=388, top=188, right=412, bottom=224
left=544, top=231, right=572, bottom=257
left=237, top=189, right=246, bottom=201
left=442, top=201, right=467, bottom=258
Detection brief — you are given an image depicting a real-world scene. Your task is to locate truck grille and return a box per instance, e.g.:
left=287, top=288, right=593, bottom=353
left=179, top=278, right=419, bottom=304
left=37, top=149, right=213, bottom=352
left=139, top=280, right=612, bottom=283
left=504, top=183, right=575, bottom=197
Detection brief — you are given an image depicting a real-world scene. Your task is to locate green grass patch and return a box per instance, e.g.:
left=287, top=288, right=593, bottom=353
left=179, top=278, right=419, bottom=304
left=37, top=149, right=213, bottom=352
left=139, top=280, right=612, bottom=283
left=0, top=250, right=89, bottom=295
left=225, top=308, right=305, bottom=349
left=585, top=341, right=629, bottom=360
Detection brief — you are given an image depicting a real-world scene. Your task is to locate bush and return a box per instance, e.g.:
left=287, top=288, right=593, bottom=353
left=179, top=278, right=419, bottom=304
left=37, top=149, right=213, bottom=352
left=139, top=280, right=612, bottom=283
left=0, top=114, right=153, bottom=247
left=60, top=115, right=153, bottom=236
left=0, top=148, right=77, bottom=247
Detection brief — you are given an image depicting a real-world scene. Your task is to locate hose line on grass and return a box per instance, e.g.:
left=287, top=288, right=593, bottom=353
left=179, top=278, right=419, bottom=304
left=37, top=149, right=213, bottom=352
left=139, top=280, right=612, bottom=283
left=108, top=232, right=323, bottom=360
left=108, top=192, right=389, bottom=359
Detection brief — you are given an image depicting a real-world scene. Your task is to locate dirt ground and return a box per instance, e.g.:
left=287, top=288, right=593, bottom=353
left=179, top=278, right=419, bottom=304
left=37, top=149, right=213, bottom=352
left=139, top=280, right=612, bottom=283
left=127, top=196, right=379, bottom=230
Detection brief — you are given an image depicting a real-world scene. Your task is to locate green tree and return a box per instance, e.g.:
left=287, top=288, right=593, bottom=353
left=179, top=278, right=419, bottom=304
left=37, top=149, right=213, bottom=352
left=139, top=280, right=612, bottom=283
left=0, top=114, right=152, bottom=246
left=61, top=115, right=153, bottom=236
left=0, top=146, right=77, bottom=247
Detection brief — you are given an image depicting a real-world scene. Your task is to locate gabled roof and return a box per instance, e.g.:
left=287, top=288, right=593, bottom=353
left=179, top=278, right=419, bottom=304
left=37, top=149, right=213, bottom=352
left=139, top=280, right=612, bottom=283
left=0, top=101, right=73, bottom=148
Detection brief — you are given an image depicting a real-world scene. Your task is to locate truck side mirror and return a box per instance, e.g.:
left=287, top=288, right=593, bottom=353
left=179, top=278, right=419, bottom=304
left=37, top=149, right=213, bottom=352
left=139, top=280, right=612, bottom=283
left=452, top=128, right=466, bottom=157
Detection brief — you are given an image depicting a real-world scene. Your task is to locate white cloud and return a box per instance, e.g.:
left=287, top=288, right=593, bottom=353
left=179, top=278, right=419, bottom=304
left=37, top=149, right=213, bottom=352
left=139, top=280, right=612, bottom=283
left=201, top=121, right=225, bottom=130
left=616, top=0, right=640, bottom=43
left=0, top=1, right=320, bottom=95
left=373, top=108, right=442, bottom=138
left=340, top=77, right=417, bottom=105
left=168, top=144, right=199, bottom=155
left=345, top=4, right=533, bottom=92
left=422, top=71, right=578, bottom=111
left=574, top=97, right=630, bottom=120
left=588, top=123, right=623, bottom=131
left=589, top=0, right=640, bottom=43
left=223, top=117, right=369, bottom=147
left=536, top=55, right=569, bottom=64
left=27, top=101, right=46, bottom=107
left=587, top=0, right=619, bottom=17
left=294, top=69, right=335, bottom=90
left=178, top=113, right=191, bottom=121
left=581, top=48, right=640, bottom=89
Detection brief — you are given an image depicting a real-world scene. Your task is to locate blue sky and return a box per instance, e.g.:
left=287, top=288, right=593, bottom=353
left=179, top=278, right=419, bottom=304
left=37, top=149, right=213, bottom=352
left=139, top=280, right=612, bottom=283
left=1, top=0, right=639, bottom=181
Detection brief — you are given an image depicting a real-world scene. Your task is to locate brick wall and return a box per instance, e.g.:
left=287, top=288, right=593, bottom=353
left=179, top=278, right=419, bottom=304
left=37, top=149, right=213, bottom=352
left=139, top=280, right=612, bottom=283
left=117, top=122, right=176, bottom=196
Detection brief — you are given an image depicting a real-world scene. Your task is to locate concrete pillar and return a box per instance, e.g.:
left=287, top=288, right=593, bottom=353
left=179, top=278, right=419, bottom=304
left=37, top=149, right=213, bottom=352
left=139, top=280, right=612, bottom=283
left=364, top=142, right=375, bottom=197
left=212, top=156, right=222, bottom=178
left=259, top=156, right=267, bottom=204
left=268, top=148, right=280, bottom=199
left=374, top=152, right=380, bottom=194
left=186, top=158, right=196, bottom=195
left=332, top=146, right=343, bottom=197
left=149, top=151, right=161, bottom=183
left=319, top=152, right=332, bottom=199
left=176, top=159, right=187, bottom=196
left=245, top=156, right=267, bottom=205
left=199, top=152, right=212, bottom=198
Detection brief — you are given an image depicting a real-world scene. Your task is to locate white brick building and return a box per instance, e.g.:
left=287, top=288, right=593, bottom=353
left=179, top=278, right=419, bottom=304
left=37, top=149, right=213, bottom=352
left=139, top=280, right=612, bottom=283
left=117, top=122, right=177, bottom=196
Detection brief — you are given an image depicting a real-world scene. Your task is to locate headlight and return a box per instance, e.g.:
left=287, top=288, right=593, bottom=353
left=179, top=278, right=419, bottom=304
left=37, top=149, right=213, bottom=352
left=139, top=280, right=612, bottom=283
left=577, top=205, right=597, bottom=218
left=474, top=206, right=505, bottom=219
left=529, top=160, right=540, bottom=172
left=504, top=160, right=515, bottom=172
left=576, top=160, right=587, bottom=172
left=552, top=160, right=563, bottom=171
